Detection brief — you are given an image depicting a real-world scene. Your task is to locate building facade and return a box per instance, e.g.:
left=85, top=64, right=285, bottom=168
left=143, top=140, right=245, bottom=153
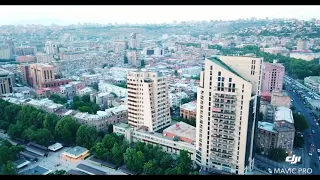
left=195, top=56, right=262, bottom=175
left=180, top=101, right=197, bottom=119
left=261, top=62, right=285, bottom=93
left=304, top=76, right=320, bottom=93
left=0, top=68, right=15, bottom=96
left=127, top=71, right=171, bottom=132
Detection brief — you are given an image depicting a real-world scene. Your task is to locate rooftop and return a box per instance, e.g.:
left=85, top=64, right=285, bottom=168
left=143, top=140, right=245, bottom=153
left=274, top=106, right=294, bottom=124
left=115, top=122, right=131, bottom=129
left=163, top=121, right=196, bottom=142
left=76, top=164, right=106, bottom=175
left=180, top=101, right=197, bottom=111
left=64, top=146, right=88, bottom=158
left=20, top=165, right=51, bottom=175
left=208, top=57, right=245, bottom=80
left=305, top=76, right=320, bottom=83
left=258, top=121, right=276, bottom=133
left=48, top=143, right=63, bottom=152
left=0, top=68, right=14, bottom=76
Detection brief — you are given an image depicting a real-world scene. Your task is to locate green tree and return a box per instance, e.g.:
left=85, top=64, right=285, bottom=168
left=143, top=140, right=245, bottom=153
left=181, top=98, right=191, bottom=104
left=76, top=125, right=98, bottom=149
left=108, top=124, right=113, bottom=134
left=268, top=148, right=287, bottom=162
left=49, top=170, right=67, bottom=175
left=165, top=167, right=178, bottom=175
left=176, top=150, right=193, bottom=174
left=111, top=142, right=124, bottom=166
left=143, top=160, right=157, bottom=175
left=33, top=128, right=54, bottom=146
left=7, top=123, right=24, bottom=139
left=79, top=106, right=91, bottom=113
left=290, top=105, right=296, bottom=111
left=43, top=113, right=59, bottom=134
left=293, top=135, right=304, bottom=148
left=55, top=116, right=80, bottom=145
left=293, top=113, right=309, bottom=132
left=140, top=60, right=145, bottom=68
left=92, top=83, right=99, bottom=91
left=81, top=95, right=91, bottom=103
left=124, top=56, right=128, bottom=64
left=160, top=154, right=173, bottom=169
left=124, top=148, right=145, bottom=172
left=1, top=161, right=17, bottom=175
left=258, top=112, right=264, bottom=121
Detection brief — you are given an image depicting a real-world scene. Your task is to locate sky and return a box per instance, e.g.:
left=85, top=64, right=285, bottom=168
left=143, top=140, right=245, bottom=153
left=0, top=5, right=320, bottom=25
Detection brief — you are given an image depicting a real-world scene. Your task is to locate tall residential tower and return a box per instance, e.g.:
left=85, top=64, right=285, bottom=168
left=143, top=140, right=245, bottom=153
left=195, top=56, right=262, bottom=175
left=127, top=71, right=171, bottom=132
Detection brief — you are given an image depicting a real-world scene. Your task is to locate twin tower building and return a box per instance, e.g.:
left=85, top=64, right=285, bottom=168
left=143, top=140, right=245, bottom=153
left=126, top=55, right=263, bottom=175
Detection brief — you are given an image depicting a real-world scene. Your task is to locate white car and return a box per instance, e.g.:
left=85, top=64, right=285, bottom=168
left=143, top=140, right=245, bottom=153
left=317, top=149, right=320, bottom=153
left=312, top=130, right=316, bottom=134
left=309, top=152, right=313, bottom=156
left=317, top=123, right=319, bottom=126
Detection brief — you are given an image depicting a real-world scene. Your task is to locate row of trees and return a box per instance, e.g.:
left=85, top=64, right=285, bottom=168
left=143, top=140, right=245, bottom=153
left=70, top=95, right=100, bottom=114
left=90, top=134, right=198, bottom=175
left=0, top=98, right=106, bottom=147
left=49, top=94, right=68, bottom=104
left=220, top=45, right=320, bottom=80
left=0, top=140, right=24, bottom=175
left=172, top=117, right=196, bottom=127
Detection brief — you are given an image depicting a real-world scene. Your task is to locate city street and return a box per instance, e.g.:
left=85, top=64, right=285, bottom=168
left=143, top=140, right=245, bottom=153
left=285, top=76, right=320, bottom=174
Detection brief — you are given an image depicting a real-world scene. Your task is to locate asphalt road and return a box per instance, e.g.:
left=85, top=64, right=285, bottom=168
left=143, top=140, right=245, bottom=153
left=285, top=77, right=320, bottom=174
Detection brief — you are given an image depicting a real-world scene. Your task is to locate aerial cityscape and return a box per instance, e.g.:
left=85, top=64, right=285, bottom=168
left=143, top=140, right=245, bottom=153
left=1, top=5, right=320, bottom=175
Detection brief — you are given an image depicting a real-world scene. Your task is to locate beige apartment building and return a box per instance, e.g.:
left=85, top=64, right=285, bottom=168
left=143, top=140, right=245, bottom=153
left=0, top=68, right=15, bottom=96
left=196, top=55, right=262, bottom=175
left=30, top=63, right=55, bottom=89
left=127, top=71, right=171, bottom=132
left=180, top=101, right=197, bottom=119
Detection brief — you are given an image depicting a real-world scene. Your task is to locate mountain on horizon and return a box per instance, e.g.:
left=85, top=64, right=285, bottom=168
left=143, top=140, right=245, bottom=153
left=12, top=18, right=73, bottom=26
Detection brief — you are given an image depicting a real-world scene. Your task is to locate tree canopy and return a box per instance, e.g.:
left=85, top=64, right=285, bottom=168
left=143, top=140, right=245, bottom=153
left=293, top=113, right=309, bottom=132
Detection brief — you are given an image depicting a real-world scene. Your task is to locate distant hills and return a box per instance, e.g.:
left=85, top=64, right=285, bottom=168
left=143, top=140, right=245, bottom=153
left=12, top=18, right=72, bottom=26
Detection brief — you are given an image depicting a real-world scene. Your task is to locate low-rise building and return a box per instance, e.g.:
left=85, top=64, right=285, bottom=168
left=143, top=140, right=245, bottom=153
left=304, top=76, right=320, bottom=93
left=180, top=101, right=197, bottom=119
left=73, top=105, right=128, bottom=131
left=99, top=82, right=127, bottom=97
left=271, top=91, right=291, bottom=108
left=257, top=106, right=295, bottom=155
left=113, top=122, right=196, bottom=160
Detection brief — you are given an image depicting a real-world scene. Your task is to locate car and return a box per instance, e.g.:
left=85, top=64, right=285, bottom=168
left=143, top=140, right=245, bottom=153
left=309, top=152, right=313, bottom=156
left=317, top=123, right=319, bottom=126
left=312, top=130, right=315, bottom=134
left=311, top=143, right=314, bottom=147
left=291, top=99, right=294, bottom=102
left=317, top=149, right=320, bottom=153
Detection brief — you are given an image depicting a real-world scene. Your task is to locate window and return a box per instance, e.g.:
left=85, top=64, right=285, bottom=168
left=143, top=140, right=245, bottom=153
left=218, top=71, right=221, bottom=76
left=229, top=78, right=232, bottom=82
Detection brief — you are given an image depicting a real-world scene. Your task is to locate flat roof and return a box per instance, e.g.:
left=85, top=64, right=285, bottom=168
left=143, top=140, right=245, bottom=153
left=208, top=57, right=245, bottom=80
left=76, top=164, right=107, bottom=175
left=48, top=143, right=63, bottom=152
left=258, top=121, right=276, bottom=133
left=13, top=159, right=30, bottom=169
left=64, top=146, right=88, bottom=158
left=67, top=169, right=89, bottom=175
left=20, top=165, right=51, bottom=175
left=115, top=123, right=131, bottom=129
left=275, top=107, right=294, bottom=124
left=180, top=101, right=197, bottom=111
left=163, top=121, right=196, bottom=142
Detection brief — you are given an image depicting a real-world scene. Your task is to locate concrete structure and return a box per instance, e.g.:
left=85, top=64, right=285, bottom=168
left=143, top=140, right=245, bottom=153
left=178, top=66, right=202, bottom=76
left=29, top=63, right=70, bottom=89
left=304, top=76, right=320, bottom=93
left=261, top=62, right=285, bottom=93
left=0, top=68, right=15, bottom=96
left=113, top=122, right=196, bottom=160
left=271, top=91, right=291, bottom=108
left=257, top=107, right=295, bottom=155
left=290, top=52, right=320, bottom=61
left=26, top=98, right=63, bottom=113
left=44, top=41, right=59, bottom=54
left=15, top=46, right=36, bottom=56
left=180, top=101, right=197, bottom=119
left=73, top=105, right=128, bottom=131
left=62, top=146, right=89, bottom=159
left=127, top=71, right=171, bottom=132
left=114, top=40, right=127, bottom=54
left=259, top=100, right=274, bottom=122
left=35, top=53, right=55, bottom=63
left=15, top=55, right=36, bottom=63
left=297, top=39, right=310, bottom=51
left=162, top=121, right=196, bottom=144
left=17, top=64, right=30, bottom=86
left=195, top=56, right=262, bottom=175
left=260, top=47, right=290, bottom=56
left=98, top=82, right=127, bottom=97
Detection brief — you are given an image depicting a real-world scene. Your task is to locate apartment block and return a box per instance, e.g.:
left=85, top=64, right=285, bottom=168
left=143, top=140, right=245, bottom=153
left=261, top=62, right=285, bottom=93
left=195, top=56, right=262, bottom=175
left=127, top=71, right=171, bottom=132
left=257, top=107, right=295, bottom=155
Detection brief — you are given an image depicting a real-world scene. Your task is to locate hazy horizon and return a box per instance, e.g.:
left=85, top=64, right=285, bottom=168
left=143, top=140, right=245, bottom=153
left=1, top=5, right=320, bottom=26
